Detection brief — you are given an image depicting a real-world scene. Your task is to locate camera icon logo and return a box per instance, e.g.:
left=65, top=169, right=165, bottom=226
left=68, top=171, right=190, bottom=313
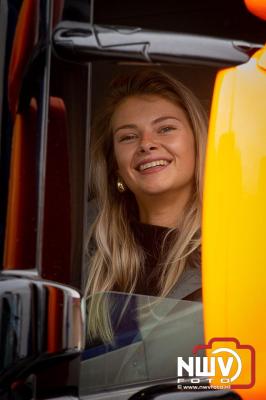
left=177, top=337, right=255, bottom=389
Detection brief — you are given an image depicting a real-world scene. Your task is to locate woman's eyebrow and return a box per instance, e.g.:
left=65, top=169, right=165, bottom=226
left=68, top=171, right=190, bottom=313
left=113, top=124, right=137, bottom=134
left=113, top=116, right=181, bottom=134
left=152, top=116, right=181, bottom=124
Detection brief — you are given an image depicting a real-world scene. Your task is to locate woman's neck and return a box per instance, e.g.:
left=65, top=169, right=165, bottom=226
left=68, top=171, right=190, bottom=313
left=136, top=189, right=191, bottom=228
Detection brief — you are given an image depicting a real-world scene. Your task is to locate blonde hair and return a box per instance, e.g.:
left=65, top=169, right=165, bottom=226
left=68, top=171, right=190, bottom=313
left=85, top=69, right=207, bottom=341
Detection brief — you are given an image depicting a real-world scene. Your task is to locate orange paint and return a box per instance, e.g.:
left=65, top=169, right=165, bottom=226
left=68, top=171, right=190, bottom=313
left=244, top=0, right=266, bottom=20
left=203, top=45, right=266, bottom=399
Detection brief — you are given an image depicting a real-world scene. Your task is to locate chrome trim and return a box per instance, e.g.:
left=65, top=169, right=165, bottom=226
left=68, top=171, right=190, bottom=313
left=53, top=21, right=262, bottom=67
left=36, top=0, right=53, bottom=274
left=0, top=274, right=84, bottom=383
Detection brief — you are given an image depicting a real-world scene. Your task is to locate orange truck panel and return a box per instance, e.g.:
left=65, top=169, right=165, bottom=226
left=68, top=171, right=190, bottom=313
left=203, top=45, right=266, bottom=399
left=244, top=0, right=266, bottom=20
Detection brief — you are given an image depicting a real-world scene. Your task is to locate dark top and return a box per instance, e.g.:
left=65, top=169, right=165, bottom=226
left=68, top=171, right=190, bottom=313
left=132, top=221, right=202, bottom=301
left=131, top=221, right=172, bottom=296
left=86, top=196, right=202, bottom=301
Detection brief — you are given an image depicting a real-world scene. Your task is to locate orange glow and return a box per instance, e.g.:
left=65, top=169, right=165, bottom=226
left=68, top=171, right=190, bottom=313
left=203, top=45, right=266, bottom=399
left=244, top=0, right=266, bottom=20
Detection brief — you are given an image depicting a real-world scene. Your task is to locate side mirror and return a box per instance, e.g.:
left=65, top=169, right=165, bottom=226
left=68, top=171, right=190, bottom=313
left=0, top=274, right=84, bottom=398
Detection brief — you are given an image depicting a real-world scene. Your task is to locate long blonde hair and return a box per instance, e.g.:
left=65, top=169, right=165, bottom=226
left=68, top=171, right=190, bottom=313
left=85, top=69, right=207, bottom=340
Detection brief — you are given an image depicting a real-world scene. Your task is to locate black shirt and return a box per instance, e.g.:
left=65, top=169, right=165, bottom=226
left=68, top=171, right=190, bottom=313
left=132, top=221, right=202, bottom=300
left=132, top=221, right=174, bottom=296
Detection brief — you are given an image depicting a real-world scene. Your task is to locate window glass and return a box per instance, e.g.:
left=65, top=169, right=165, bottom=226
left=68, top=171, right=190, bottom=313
left=47, top=55, right=89, bottom=287
left=80, top=60, right=216, bottom=396
left=80, top=292, right=204, bottom=396
left=45, top=0, right=91, bottom=287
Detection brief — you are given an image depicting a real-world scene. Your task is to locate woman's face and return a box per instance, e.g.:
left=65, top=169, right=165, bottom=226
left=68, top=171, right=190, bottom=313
left=112, top=95, right=196, bottom=201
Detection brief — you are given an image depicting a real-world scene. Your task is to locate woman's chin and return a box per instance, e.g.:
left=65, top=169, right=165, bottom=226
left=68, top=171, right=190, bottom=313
left=135, top=185, right=173, bottom=197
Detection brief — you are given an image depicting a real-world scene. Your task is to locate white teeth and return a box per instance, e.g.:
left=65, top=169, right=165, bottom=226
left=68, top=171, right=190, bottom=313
left=139, top=159, right=169, bottom=171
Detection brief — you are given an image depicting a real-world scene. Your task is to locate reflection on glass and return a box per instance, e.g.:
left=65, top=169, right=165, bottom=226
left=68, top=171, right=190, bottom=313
left=81, top=292, right=204, bottom=395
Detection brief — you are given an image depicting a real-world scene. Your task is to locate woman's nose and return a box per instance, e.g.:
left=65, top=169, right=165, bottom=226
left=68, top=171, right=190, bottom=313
left=138, top=133, right=159, bottom=153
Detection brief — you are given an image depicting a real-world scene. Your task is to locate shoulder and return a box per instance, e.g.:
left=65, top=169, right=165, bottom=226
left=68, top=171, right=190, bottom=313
left=167, top=263, right=202, bottom=301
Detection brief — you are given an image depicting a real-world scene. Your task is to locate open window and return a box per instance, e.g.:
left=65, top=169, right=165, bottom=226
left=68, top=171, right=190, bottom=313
left=1, top=0, right=266, bottom=398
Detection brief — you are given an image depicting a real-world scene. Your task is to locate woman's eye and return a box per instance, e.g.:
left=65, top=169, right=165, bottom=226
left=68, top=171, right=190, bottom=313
left=159, top=126, right=176, bottom=134
left=119, top=133, right=137, bottom=142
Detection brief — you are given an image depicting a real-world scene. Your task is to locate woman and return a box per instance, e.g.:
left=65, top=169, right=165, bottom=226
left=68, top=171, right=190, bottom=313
left=85, top=69, right=207, bottom=337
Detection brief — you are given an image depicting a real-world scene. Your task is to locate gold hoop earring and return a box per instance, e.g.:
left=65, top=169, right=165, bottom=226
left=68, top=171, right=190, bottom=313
left=117, top=177, right=127, bottom=193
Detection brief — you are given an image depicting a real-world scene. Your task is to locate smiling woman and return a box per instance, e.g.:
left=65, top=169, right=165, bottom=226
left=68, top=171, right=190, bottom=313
left=85, top=69, right=208, bottom=340
left=112, top=95, right=196, bottom=228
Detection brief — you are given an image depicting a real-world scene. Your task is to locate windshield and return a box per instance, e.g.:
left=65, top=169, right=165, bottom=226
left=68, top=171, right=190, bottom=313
left=80, top=292, right=204, bottom=395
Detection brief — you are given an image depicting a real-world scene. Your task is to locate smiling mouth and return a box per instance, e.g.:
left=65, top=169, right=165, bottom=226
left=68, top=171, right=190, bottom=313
left=138, top=159, right=170, bottom=171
